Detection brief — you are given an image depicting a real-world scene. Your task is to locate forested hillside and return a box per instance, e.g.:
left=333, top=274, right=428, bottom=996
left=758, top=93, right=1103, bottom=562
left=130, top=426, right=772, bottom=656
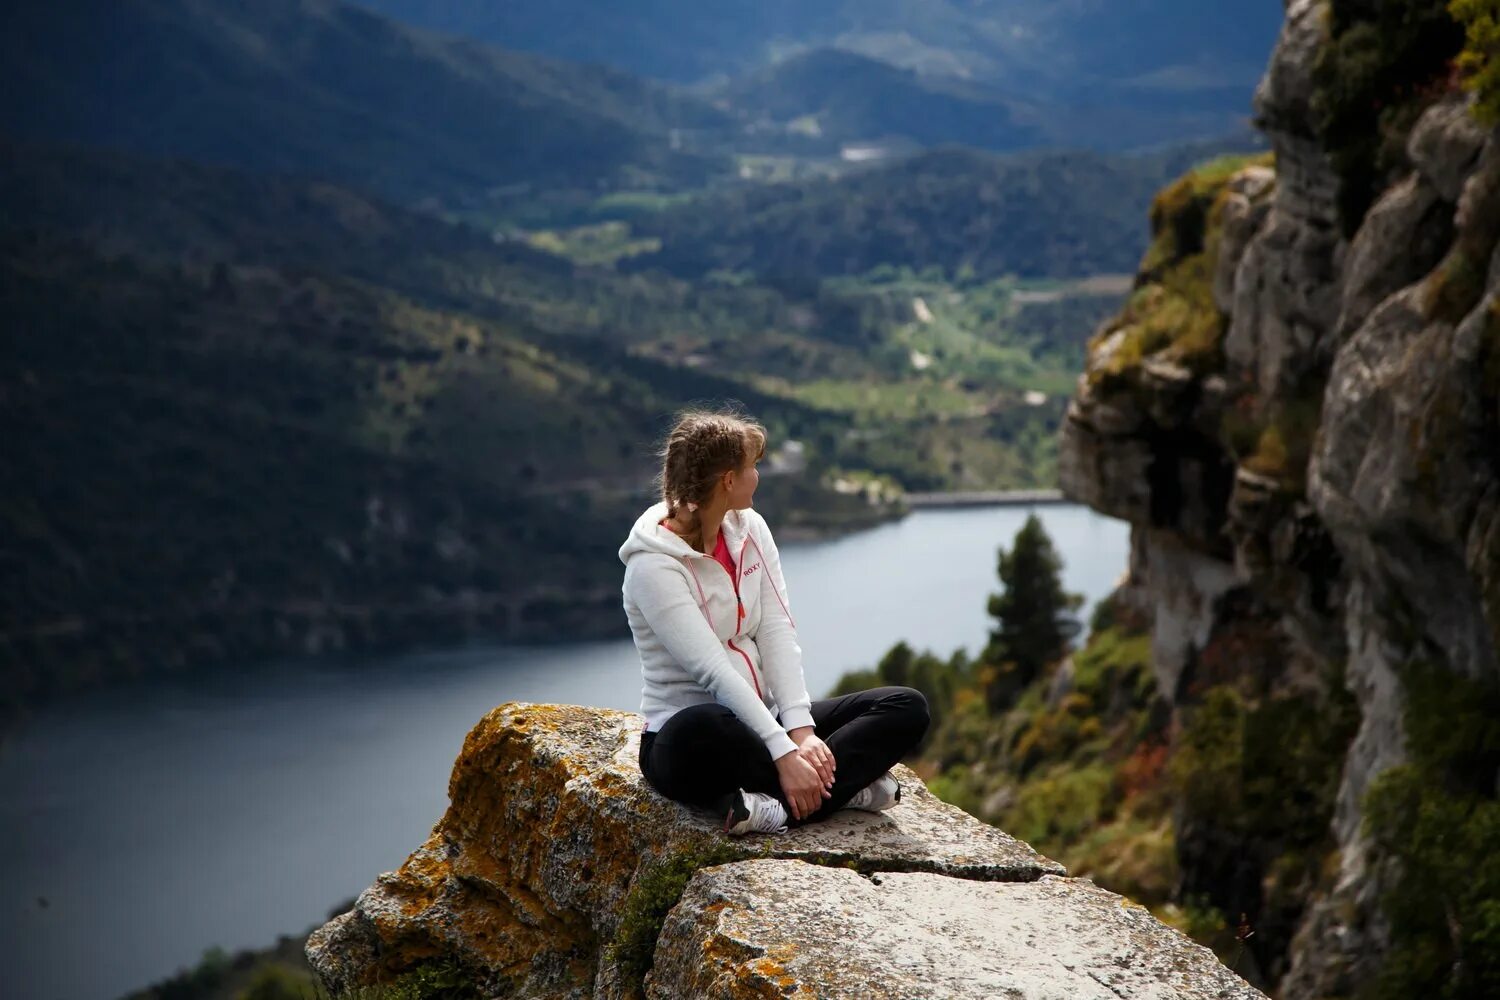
left=622, top=139, right=1264, bottom=282
left=2, top=140, right=1102, bottom=708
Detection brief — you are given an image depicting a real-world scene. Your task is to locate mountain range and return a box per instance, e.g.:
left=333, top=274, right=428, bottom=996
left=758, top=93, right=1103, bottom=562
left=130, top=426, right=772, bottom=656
left=1, top=0, right=1281, bottom=225
left=704, top=48, right=1039, bottom=155
left=1, top=0, right=727, bottom=207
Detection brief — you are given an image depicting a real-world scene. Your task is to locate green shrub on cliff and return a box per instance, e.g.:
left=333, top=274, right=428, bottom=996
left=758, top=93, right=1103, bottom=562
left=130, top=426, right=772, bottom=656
left=1007, top=624, right=1155, bottom=774
left=1007, top=761, right=1117, bottom=846
left=996, top=623, right=1176, bottom=908
left=1171, top=687, right=1247, bottom=822
left=1172, top=682, right=1354, bottom=848
left=1163, top=619, right=1357, bottom=983
left=1312, top=0, right=1466, bottom=234
left=922, top=583, right=1177, bottom=909
left=1364, top=657, right=1500, bottom=999
left=1452, top=0, right=1500, bottom=125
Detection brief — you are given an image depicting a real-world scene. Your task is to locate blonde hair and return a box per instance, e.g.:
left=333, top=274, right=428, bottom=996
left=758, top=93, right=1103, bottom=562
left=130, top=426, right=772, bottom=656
left=657, top=407, right=767, bottom=550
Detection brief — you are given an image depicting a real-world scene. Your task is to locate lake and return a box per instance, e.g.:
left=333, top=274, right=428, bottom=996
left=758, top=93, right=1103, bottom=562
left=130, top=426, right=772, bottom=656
left=0, top=503, right=1129, bottom=1000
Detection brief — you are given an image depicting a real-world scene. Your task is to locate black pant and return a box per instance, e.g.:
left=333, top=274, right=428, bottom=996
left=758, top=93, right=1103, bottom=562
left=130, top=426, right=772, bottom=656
left=637, top=686, right=930, bottom=827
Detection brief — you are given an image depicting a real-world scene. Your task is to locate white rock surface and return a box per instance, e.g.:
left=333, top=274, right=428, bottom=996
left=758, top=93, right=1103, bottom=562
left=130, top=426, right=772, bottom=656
left=651, top=861, right=1267, bottom=999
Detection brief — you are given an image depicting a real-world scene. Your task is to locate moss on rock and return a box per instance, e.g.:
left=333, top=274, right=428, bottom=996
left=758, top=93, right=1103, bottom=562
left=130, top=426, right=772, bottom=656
left=1235, top=384, right=1326, bottom=492
left=1087, top=154, right=1274, bottom=393
left=606, top=841, right=756, bottom=990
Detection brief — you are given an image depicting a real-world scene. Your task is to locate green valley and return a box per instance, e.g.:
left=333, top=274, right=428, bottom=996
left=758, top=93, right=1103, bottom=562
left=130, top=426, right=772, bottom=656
left=0, top=0, right=1259, bottom=713
left=0, top=136, right=1148, bottom=709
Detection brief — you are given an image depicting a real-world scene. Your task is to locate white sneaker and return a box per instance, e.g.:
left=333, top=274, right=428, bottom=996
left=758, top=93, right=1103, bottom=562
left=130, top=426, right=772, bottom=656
left=843, top=772, right=901, bottom=813
left=720, top=789, right=789, bottom=836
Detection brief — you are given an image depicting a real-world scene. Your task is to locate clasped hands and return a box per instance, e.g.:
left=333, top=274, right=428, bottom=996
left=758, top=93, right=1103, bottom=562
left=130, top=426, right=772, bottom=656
left=775, top=726, right=836, bottom=820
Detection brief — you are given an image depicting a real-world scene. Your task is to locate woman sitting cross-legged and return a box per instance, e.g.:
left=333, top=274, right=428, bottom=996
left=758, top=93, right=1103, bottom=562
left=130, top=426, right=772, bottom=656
left=619, top=408, right=930, bottom=835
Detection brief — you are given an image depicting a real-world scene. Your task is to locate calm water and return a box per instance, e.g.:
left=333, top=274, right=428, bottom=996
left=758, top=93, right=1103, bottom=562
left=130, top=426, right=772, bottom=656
left=0, top=504, right=1129, bottom=1000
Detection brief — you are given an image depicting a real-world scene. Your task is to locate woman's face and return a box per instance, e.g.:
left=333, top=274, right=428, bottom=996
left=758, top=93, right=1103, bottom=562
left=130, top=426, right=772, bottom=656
left=723, top=450, right=760, bottom=510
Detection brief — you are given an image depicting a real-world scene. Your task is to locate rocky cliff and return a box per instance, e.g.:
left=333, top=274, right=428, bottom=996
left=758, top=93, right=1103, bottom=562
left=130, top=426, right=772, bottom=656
left=1059, top=1, right=1500, bottom=996
left=306, top=703, right=1265, bottom=999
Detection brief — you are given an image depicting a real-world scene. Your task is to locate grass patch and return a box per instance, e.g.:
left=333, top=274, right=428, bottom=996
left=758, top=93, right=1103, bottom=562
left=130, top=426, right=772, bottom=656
left=525, top=221, right=662, bottom=267
left=587, top=190, right=698, bottom=221
left=1141, top=154, right=1270, bottom=276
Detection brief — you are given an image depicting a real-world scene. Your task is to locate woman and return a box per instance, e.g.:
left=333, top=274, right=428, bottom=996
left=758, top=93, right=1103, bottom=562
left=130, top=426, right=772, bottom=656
left=619, top=408, right=930, bottom=835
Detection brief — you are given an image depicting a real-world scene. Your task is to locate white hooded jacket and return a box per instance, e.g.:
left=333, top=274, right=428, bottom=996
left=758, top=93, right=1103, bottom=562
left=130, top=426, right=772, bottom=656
left=618, top=501, right=814, bottom=760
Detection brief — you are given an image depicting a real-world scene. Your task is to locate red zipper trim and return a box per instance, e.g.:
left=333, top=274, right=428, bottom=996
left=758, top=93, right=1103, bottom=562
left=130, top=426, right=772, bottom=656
left=727, top=638, right=762, bottom=698
left=684, top=526, right=761, bottom=697
left=729, top=535, right=760, bottom=695
left=734, top=537, right=751, bottom=631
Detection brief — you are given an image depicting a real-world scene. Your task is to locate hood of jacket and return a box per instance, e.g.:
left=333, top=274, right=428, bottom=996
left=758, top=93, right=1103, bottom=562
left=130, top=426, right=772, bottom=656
left=618, top=501, right=751, bottom=565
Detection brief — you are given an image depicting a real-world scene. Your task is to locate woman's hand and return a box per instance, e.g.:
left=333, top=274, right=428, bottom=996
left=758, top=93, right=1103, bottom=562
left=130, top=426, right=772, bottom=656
left=787, top=727, right=836, bottom=788
left=774, top=750, right=830, bottom=821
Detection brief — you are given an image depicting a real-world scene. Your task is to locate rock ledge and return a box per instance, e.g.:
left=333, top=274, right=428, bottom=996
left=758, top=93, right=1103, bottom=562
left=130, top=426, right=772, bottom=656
left=306, top=703, right=1261, bottom=999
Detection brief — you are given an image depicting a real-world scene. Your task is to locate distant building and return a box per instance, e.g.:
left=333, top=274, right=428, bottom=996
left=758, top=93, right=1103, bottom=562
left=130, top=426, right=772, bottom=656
left=840, top=144, right=892, bottom=162
left=766, top=440, right=807, bottom=475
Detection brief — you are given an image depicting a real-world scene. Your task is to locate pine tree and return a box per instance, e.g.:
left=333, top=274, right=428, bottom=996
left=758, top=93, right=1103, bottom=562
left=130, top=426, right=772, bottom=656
left=982, top=513, right=1083, bottom=713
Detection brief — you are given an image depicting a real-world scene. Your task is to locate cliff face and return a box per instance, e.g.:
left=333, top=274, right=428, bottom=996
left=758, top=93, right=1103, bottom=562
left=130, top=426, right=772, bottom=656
left=306, top=703, right=1264, bottom=999
left=1059, top=1, right=1500, bottom=996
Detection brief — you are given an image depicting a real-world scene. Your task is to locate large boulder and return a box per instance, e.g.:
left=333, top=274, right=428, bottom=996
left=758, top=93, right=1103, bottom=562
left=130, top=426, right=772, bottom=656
left=305, top=702, right=1263, bottom=999
left=306, top=702, right=1064, bottom=999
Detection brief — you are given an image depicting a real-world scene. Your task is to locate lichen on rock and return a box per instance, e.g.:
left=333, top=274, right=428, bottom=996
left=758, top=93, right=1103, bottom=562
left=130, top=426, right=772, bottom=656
left=306, top=702, right=1068, bottom=999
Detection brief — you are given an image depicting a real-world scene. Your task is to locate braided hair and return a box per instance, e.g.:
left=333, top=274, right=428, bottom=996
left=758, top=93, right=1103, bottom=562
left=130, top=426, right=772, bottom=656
left=657, top=408, right=767, bottom=551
